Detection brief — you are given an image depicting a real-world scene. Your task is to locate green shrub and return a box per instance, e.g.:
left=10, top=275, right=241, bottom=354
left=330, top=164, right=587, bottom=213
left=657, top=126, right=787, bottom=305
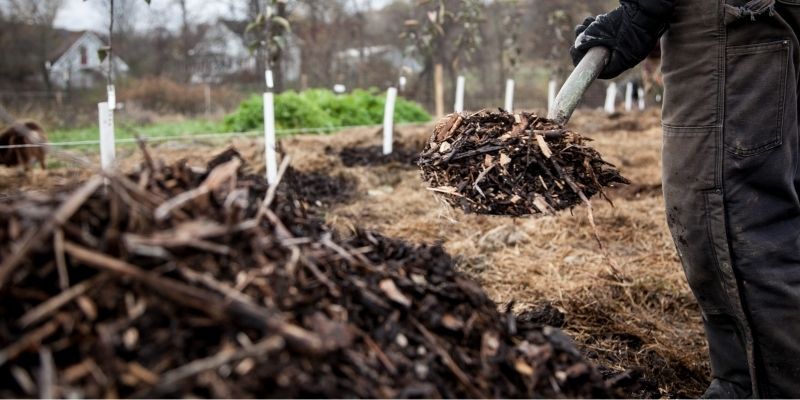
left=223, top=89, right=431, bottom=133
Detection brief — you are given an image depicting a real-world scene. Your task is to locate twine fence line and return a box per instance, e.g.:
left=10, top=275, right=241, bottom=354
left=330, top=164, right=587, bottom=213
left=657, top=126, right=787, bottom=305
left=0, top=123, right=403, bottom=150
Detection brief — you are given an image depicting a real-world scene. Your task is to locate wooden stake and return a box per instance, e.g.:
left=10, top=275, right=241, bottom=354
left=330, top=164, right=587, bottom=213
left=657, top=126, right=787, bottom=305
left=434, top=63, right=444, bottom=117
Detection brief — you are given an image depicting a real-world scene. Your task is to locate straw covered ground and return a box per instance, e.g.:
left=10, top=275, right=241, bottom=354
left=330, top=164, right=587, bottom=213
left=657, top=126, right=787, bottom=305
left=0, top=109, right=709, bottom=398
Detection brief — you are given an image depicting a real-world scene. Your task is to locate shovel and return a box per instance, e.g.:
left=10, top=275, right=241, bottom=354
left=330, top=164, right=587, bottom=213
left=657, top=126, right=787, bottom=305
left=547, top=47, right=611, bottom=126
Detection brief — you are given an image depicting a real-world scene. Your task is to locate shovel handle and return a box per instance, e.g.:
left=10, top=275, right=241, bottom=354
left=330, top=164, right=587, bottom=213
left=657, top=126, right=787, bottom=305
left=547, top=46, right=611, bottom=126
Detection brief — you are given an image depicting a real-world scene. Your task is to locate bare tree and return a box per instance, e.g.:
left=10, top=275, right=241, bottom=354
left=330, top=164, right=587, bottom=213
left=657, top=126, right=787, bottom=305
left=176, top=0, right=192, bottom=81
left=5, top=0, right=63, bottom=92
left=401, top=0, right=484, bottom=115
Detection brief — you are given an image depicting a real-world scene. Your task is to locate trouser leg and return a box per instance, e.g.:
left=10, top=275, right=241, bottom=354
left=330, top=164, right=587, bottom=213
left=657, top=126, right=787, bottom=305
left=723, top=2, right=800, bottom=396
left=662, top=0, right=800, bottom=397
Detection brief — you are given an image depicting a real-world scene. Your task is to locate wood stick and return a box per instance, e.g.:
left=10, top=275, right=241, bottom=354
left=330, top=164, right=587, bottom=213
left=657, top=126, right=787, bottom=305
left=449, top=145, right=504, bottom=162
left=0, top=320, right=60, bottom=367
left=0, top=175, right=103, bottom=289
left=154, top=158, right=241, bottom=221
left=145, top=335, right=285, bottom=396
left=54, top=229, right=69, bottom=290
left=412, top=319, right=483, bottom=398
left=257, top=155, right=292, bottom=220
left=37, top=347, right=56, bottom=400
left=18, top=274, right=107, bottom=328
left=62, top=241, right=324, bottom=353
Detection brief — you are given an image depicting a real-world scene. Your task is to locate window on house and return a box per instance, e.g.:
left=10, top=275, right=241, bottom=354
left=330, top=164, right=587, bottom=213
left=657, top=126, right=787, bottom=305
left=80, top=46, right=87, bottom=66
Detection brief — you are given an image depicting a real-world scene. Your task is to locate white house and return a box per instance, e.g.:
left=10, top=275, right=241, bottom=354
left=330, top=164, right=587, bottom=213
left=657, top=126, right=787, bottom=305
left=47, top=31, right=130, bottom=89
left=336, top=45, right=422, bottom=74
left=189, top=22, right=255, bottom=83
left=190, top=20, right=301, bottom=84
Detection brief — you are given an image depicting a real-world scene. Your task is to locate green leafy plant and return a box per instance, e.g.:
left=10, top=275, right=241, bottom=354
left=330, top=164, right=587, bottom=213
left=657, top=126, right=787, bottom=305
left=223, top=89, right=431, bottom=133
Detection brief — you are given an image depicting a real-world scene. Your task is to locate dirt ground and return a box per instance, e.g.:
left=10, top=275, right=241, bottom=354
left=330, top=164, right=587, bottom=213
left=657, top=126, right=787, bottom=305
left=0, top=109, right=710, bottom=398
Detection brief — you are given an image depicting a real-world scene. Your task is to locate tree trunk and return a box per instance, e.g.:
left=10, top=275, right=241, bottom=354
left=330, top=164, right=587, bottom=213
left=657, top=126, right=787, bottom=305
left=39, top=28, right=52, bottom=93
left=179, top=0, right=191, bottom=83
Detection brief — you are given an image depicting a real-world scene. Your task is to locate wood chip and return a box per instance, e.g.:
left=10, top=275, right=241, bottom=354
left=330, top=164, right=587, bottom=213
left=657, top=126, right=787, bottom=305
left=379, top=279, right=411, bottom=308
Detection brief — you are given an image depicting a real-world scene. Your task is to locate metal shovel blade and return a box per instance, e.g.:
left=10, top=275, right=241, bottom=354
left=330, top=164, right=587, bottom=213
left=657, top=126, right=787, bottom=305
left=547, top=46, right=611, bottom=126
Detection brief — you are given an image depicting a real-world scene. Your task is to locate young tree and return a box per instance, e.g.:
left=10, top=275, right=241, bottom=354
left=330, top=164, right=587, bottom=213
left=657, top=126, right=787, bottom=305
left=401, top=0, right=484, bottom=115
left=245, top=0, right=292, bottom=91
left=95, top=0, right=150, bottom=85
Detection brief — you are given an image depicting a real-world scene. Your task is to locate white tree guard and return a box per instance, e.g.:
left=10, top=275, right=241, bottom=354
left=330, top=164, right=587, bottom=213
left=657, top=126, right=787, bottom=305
left=263, top=92, right=277, bottom=184
left=638, top=88, right=646, bottom=110
left=604, top=82, right=617, bottom=114
left=98, top=102, right=116, bottom=171
left=383, top=87, right=398, bottom=155
left=504, top=79, right=515, bottom=112
left=625, top=82, right=634, bottom=112
left=454, top=75, right=465, bottom=113
left=548, top=79, right=558, bottom=114
left=106, top=85, right=116, bottom=111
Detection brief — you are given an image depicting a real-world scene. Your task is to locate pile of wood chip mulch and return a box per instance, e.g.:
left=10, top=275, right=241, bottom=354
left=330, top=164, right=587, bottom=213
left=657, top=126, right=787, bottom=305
left=0, top=146, right=616, bottom=398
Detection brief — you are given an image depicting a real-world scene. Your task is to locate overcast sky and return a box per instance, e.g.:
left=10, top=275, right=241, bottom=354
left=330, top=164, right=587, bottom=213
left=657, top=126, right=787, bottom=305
left=54, top=0, right=242, bottom=31
left=53, top=0, right=389, bottom=32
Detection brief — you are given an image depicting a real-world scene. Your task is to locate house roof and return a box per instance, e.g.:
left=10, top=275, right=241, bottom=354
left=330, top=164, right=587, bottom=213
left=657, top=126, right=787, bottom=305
left=219, top=19, right=249, bottom=39
left=49, top=29, right=88, bottom=62
left=0, top=23, right=85, bottom=63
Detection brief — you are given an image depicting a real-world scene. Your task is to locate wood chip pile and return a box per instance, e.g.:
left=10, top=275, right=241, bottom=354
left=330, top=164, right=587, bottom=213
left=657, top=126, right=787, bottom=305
left=0, top=147, right=610, bottom=398
left=419, top=110, right=629, bottom=216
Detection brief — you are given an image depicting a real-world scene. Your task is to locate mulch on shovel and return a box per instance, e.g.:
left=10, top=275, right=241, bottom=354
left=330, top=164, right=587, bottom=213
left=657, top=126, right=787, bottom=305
left=418, top=110, right=629, bottom=217
left=0, top=146, right=621, bottom=398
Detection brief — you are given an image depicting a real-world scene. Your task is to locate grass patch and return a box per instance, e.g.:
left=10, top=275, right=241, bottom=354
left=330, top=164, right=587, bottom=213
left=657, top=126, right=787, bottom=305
left=49, top=120, right=224, bottom=149
left=223, top=88, right=432, bottom=133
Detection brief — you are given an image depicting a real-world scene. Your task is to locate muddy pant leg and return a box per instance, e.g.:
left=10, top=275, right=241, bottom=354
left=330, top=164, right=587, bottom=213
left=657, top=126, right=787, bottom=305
left=723, top=1, right=800, bottom=396
left=662, top=0, right=754, bottom=396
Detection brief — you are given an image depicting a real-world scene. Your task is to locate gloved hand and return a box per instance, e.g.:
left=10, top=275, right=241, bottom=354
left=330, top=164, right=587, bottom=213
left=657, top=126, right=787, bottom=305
left=570, top=0, right=675, bottom=79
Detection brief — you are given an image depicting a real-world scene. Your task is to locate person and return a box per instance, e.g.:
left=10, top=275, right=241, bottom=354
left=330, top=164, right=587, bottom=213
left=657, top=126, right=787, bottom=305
left=570, top=0, right=800, bottom=398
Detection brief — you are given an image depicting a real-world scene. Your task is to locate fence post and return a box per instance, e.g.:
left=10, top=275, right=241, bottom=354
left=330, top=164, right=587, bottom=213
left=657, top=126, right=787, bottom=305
left=434, top=64, right=444, bottom=117
left=625, top=82, right=634, bottom=112
left=604, top=82, right=617, bottom=114
left=638, top=87, right=646, bottom=110
left=383, top=87, right=398, bottom=155
left=264, top=70, right=278, bottom=184
left=204, top=84, right=212, bottom=116
left=504, top=79, right=515, bottom=112
left=548, top=78, right=557, bottom=114
left=98, top=102, right=115, bottom=171
left=454, top=75, right=465, bottom=113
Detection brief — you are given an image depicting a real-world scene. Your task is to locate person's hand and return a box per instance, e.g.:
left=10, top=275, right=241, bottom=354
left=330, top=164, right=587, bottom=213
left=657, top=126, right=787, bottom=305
left=570, top=0, right=674, bottom=79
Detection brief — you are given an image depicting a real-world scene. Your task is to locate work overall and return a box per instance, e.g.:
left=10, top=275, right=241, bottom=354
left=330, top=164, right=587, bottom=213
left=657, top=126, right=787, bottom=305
left=661, top=0, right=800, bottom=397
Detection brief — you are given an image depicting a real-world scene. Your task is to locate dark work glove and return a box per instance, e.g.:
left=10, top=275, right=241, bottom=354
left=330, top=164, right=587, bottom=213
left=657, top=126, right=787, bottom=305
left=570, top=0, right=675, bottom=79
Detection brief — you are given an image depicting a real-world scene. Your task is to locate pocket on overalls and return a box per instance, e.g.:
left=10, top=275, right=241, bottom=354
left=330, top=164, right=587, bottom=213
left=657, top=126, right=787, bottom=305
left=724, top=40, right=789, bottom=156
